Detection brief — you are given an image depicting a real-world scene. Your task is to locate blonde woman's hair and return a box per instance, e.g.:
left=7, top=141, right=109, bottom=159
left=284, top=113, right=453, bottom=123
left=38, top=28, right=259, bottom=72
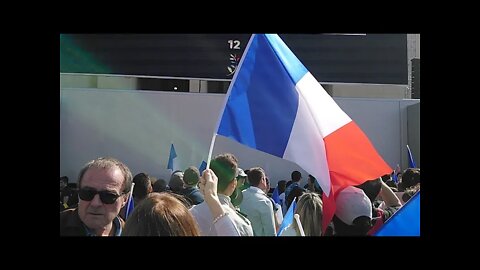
left=295, top=192, right=323, bottom=236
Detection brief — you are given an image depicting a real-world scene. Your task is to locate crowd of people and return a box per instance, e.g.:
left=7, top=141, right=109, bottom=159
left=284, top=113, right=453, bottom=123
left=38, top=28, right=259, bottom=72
left=60, top=155, right=420, bottom=236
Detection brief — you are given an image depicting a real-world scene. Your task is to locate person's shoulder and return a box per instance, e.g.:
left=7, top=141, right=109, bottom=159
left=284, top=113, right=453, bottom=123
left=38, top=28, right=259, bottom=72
left=60, top=208, right=79, bottom=225
left=256, top=196, right=273, bottom=211
left=60, top=208, right=84, bottom=236
left=190, top=201, right=204, bottom=211
left=254, top=191, right=270, bottom=202
left=190, top=193, right=204, bottom=205
left=241, top=187, right=255, bottom=198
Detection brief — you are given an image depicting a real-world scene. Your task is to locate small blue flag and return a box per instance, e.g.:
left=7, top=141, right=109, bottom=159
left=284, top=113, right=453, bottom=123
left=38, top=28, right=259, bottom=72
left=392, top=171, right=398, bottom=184
left=277, top=197, right=297, bottom=236
left=375, top=191, right=420, bottom=236
left=406, top=144, right=416, bottom=168
left=167, top=143, right=177, bottom=170
left=125, top=197, right=134, bottom=218
left=199, top=160, right=207, bottom=173
left=125, top=184, right=135, bottom=219
left=392, top=164, right=401, bottom=184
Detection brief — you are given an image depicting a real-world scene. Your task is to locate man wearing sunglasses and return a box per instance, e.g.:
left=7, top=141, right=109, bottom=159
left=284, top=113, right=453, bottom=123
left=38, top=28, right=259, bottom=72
left=60, top=157, right=133, bottom=236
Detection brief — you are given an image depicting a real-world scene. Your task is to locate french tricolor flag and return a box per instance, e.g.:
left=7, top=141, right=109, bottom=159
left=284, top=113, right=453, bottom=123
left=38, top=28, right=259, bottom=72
left=213, top=34, right=391, bottom=232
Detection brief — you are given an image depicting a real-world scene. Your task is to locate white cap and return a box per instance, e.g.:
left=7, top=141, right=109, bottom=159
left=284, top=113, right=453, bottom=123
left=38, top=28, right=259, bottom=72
left=335, top=186, right=372, bottom=225
left=237, top=168, right=247, bottom=177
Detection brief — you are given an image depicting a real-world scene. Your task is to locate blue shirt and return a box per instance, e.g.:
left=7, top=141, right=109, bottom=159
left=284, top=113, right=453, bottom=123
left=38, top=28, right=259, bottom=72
left=284, top=182, right=300, bottom=201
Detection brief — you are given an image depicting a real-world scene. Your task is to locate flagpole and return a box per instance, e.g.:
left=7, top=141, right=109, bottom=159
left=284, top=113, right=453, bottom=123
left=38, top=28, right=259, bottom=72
left=206, top=134, right=217, bottom=169
left=406, top=144, right=416, bottom=168
left=294, top=214, right=305, bottom=236
left=206, top=34, right=258, bottom=169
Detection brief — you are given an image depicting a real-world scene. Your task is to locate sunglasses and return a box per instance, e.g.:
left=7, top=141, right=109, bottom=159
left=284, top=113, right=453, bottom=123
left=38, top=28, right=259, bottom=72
left=78, top=188, right=125, bottom=204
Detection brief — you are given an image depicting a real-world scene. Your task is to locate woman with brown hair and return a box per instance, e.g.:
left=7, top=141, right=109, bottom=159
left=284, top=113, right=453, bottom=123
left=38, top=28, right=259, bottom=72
left=123, top=168, right=241, bottom=236
left=123, top=192, right=200, bottom=236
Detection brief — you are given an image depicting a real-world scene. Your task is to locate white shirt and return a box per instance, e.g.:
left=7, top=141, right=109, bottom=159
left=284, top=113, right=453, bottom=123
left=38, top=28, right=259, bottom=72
left=240, top=186, right=276, bottom=236
left=190, top=194, right=254, bottom=236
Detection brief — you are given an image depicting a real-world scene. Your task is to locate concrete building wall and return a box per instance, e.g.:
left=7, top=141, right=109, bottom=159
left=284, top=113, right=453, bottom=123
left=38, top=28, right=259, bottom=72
left=60, top=88, right=419, bottom=187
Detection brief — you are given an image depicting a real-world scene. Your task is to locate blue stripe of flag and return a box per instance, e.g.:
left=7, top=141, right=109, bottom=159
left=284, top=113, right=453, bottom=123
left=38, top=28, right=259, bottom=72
left=218, top=34, right=306, bottom=158
left=264, top=34, right=308, bottom=83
